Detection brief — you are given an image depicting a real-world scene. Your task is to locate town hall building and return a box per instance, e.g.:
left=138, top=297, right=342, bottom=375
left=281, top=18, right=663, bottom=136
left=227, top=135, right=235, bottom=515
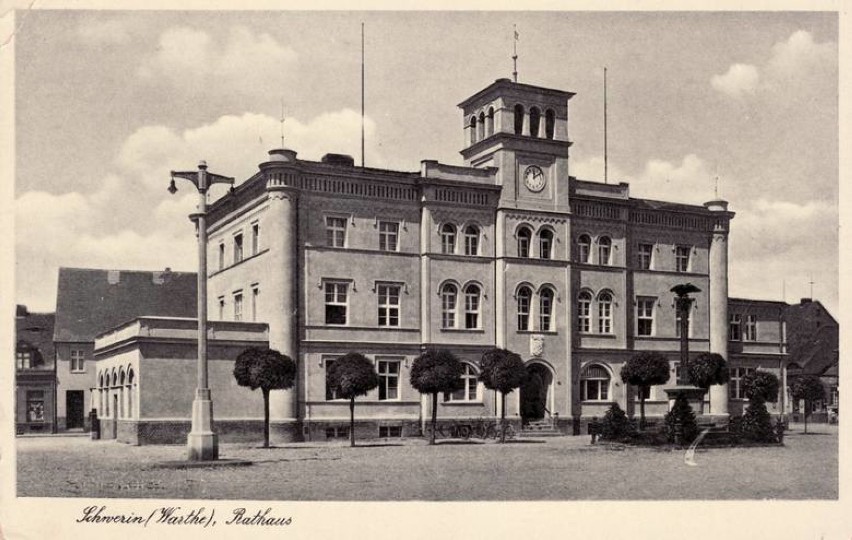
left=193, top=77, right=743, bottom=442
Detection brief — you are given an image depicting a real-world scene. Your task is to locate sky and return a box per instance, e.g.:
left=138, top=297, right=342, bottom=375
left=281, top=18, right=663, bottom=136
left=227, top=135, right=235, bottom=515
left=13, top=10, right=839, bottom=315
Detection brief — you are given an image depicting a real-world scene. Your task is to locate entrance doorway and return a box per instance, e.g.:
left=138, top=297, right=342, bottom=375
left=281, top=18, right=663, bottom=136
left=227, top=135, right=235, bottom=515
left=66, top=390, right=84, bottom=429
left=520, top=363, right=553, bottom=423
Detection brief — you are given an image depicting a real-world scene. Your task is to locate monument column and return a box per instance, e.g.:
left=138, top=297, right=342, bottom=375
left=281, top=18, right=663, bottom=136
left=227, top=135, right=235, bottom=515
left=705, top=199, right=734, bottom=419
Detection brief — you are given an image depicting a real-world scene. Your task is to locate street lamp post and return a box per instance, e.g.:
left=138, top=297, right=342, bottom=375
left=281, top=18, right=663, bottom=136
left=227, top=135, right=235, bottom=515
left=169, top=161, right=234, bottom=461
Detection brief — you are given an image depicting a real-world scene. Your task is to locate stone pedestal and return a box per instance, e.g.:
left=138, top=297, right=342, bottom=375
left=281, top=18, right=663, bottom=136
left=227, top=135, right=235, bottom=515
left=187, top=391, right=218, bottom=461
left=665, top=386, right=707, bottom=415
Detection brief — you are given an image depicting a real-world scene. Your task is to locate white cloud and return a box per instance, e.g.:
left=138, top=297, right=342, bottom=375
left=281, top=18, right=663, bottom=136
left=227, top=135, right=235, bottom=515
left=711, top=30, right=835, bottom=99
left=710, top=63, right=759, bottom=98
left=138, top=26, right=298, bottom=96
left=76, top=18, right=131, bottom=45
left=16, top=108, right=383, bottom=311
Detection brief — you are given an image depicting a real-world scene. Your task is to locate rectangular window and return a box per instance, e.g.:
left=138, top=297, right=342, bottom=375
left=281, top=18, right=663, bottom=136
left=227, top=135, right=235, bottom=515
left=16, top=351, right=31, bottom=370
left=324, top=282, right=348, bottom=325
left=26, top=391, right=45, bottom=422
left=233, top=291, right=243, bottom=322
left=379, top=425, right=402, bottom=438
left=377, top=284, right=401, bottom=327
left=218, top=242, right=225, bottom=270
left=251, top=285, right=259, bottom=322
left=325, top=426, right=350, bottom=439
left=744, top=315, right=757, bottom=341
left=729, top=367, right=754, bottom=399
left=233, top=233, right=244, bottom=263
left=637, top=243, right=653, bottom=270
left=465, top=287, right=480, bottom=329
left=675, top=246, right=691, bottom=272
left=377, top=359, right=400, bottom=401
left=379, top=221, right=399, bottom=252
left=449, top=364, right=478, bottom=402
left=730, top=314, right=742, bottom=341
left=251, top=222, right=260, bottom=255
left=598, top=297, right=613, bottom=334
left=70, top=349, right=85, bottom=373
left=442, top=286, right=457, bottom=329
left=577, top=295, right=591, bottom=333
left=218, top=296, right=225, bottom=320
left=326, top=216, right=347, bottom=248
left=324, top=358, right=341, bottom=400
left=636, top=298, right=655, bottom=337
left=581, top=379, right=609, bottom=401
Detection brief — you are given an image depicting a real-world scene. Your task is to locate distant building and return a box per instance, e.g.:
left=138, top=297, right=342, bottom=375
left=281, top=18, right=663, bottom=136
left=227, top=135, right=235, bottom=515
left=784, top=298, right=839, bottom=421
left=15, top=305, right=56, bottom=434
left=52, top=267, right=197, bottom=431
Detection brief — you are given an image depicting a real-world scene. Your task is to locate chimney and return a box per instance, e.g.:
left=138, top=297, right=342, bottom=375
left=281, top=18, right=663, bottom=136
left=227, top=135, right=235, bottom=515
left=800, top=298, right=812, bottom=304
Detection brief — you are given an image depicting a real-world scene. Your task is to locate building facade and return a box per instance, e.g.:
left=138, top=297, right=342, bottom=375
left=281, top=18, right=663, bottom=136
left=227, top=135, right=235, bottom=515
left=52, top=267, right=197, bottom=431
left=15, top=305, right=57, bottom=434
left=203, top=78, right=743, bottom=441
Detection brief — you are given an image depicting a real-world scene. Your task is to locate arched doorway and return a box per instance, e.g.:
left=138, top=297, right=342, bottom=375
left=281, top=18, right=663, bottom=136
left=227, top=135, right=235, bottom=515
left=520, top=363, right=553, bottom=424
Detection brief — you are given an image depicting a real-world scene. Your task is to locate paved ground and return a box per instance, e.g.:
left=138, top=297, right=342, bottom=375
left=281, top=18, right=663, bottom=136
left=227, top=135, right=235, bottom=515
left=16, top=423, right=837, bottom=500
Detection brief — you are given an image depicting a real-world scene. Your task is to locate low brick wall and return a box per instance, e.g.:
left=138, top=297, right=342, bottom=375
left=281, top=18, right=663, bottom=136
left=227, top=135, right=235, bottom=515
left=303, top=420, right=421, bottom=442
left=112, top=420, right=303, bottom=445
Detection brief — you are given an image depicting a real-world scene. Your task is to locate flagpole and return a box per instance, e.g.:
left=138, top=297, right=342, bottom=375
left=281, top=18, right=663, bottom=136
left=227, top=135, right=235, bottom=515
left=361, top=22, right=365, bottom=168
left=604, top=67, right=608, bottom=184
left=512, top=25, right=518, bottom=83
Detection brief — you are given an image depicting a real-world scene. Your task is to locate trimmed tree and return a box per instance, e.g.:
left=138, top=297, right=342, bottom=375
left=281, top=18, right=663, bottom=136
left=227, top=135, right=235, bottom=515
left=409, top=349, right=464, bottom=445
left=789, top=374, right=826, bottom=434
left=479, top=348, right=528, bottom=443
left=740, top=370, right=780, bottom=443
left=687, top=352, right=730, bottom=389
left=233, top=347, right=297, bottom=448
left=620, top=352, right=670, bottom=429
left=327, top=352, right=379, bottom=446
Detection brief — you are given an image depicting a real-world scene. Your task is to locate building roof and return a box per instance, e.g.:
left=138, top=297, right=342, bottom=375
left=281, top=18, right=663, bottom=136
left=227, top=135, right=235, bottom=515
left=16, top=307, right=56, bottom=364
left=53, top=267, right=197, bottom=343
left=783, top=299, right=838, bottom=375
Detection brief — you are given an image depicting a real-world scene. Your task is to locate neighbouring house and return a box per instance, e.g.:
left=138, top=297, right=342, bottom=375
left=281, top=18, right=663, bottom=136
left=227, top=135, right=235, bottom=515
left=784, top=298, right=839, bottom=422
left=15, top=305, right=57, bottom=434
left=52, top=267, right=197, bottom=431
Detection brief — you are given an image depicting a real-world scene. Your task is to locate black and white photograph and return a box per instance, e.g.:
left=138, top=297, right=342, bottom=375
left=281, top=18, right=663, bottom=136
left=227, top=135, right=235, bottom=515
left=1, top=3, right=847, bottom=539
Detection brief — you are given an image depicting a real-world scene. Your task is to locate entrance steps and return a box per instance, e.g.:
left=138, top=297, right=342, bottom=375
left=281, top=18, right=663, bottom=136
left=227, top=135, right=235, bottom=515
left=520, top=419, right=562, bottom=437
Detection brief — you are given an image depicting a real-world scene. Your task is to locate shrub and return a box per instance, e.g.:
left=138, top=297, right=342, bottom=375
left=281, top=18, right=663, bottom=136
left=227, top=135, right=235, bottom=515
left=664, top=394, right=698, bottom=445
left=742, top=371, right=780, bottom=403
left=687, top=353, right=729, bottom=389
left=620, top=352, right=670, bottom=429
left=739, top=400, right=777, bottom=443
left=599, top=403, right=635, bottom=442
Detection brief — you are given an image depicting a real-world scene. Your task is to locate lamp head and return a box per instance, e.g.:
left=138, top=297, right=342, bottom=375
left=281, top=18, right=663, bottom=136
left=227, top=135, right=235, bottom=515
left=168, top=178, right=178, bottom=194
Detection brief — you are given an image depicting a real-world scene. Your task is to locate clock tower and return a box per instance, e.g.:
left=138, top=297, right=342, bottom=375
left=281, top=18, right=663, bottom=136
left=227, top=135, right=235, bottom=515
left=458, top=78, right=574, bottom=213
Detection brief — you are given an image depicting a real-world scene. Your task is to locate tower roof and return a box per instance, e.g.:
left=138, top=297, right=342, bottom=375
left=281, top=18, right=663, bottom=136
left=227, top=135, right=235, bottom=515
left=458, top=78, right=575, bottom=110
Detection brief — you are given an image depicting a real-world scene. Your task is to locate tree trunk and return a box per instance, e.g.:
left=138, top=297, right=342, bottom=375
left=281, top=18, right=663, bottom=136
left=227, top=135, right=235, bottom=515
left=500, top=392, right=506, bottom=444
left=430, top=392, right=438, bottom=445
left=350, top=397, right=356, bottom=447
left=639, top=389, right=646, bottom=430
left=262, top=387, right=270, bottom=448
left=804, top=401, right=809, bottom=434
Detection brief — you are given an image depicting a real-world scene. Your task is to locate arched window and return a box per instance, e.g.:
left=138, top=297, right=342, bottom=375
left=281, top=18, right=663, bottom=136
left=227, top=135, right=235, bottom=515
left=598, top=236, right=612, bottom=265
left=111, top=370, right=117, bottom=386
left=441, top=283, right=458, bottom=329
left=469, top=116, right=477, bottom=145
left=486, top=107, right=495, bottom=136
left=597, top=292, right=613, bottom=334
left=517, top=226, right=532, bottom=258
left=577, top=234, right=591, bottom=263
left=539, top=229, right=554, bottom=260
left=127, top=368, right=135, bottom=418
left=464, top=284, right=481, bottom=329
left=577, top=291, right=592, bottom=333
left=449, top=363, right=479, bottom=402
left=580, top=364, right=611, bottom=401
left=517, top=286, right=532, bottom=331
left=98, top=372, right=104, bottom=388
left=545, top=109, right=555, bottom=139
left=529, top=107, right=541, bottom=138
left=441, top=223, right=456, bottom=254
left=478, top=111, right=486, bottom=141
left=539, top=288, right=555, bottom=331
left=464, top=225, right=479, bottom=256
left=514, top=104, right=524, bottom=135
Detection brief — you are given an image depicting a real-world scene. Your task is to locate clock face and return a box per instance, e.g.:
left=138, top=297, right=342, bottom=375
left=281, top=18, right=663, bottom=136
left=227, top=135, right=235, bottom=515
left=524, top=165, right=546, bottom=192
